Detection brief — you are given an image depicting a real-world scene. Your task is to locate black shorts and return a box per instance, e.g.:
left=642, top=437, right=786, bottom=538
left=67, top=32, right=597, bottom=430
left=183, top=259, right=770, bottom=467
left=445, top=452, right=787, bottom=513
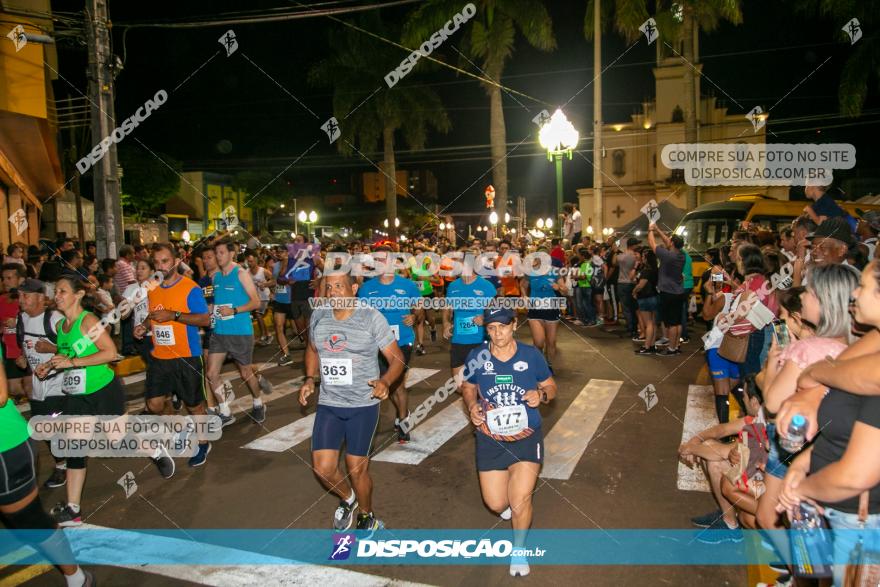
left=0, top=440, right=37, bottom=505
left=527, top=308, right=560, bottom=322
left=271, top=301, right=292, bottom=318
left=290, top=299, right=312, bottom=321
left=65, top=378, right=126, bottom=416
left=450, top=342, right=482, bottom=369
left=3, top=357, right=27, bottom=379
left=29, top=395, right=66, bottom=418
left=202, top=329, right=213, bottom=351
left=379, top=343, right=412, bottom=377
left=658, top=292, right=687, bottom=326
left=145, top=356, right=206, bottom=407
left=475, top=430, right=543, bottom=472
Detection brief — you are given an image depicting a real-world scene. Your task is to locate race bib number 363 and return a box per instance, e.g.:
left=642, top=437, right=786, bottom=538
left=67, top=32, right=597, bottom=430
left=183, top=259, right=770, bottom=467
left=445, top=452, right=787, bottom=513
left=320, top=358, right=352, bottom=385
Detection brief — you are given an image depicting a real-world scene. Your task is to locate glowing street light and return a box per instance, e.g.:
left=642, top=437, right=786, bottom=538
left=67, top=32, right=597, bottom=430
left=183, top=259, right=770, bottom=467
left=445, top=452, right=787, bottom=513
left=536, top=218, right=545, bottom=229
left=586, top=225, right=594, bottom=235
left=539, top=108, right=579, bottom=227
left=489, top=211, right=499, bottom=226
left=439, top=222, right=446, bottom=230
left=299, top=210, right=318, bottom=239
left=504, top=212, right=510, bottom=224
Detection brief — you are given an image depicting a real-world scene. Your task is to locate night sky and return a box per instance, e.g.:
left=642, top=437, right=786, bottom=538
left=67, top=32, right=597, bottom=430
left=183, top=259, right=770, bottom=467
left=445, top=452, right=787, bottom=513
left=50, top=0, right=880, bottom=221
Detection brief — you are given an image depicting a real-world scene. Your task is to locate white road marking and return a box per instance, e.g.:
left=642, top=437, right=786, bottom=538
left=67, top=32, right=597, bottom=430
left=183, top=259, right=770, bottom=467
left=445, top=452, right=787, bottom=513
left=676, top=384, right=714, bottom=492
left=243, top=413, right=315, bottom=452
left=541, top=379, right=623, bottom=480
left=373, top=399, right=469, bottom=465
left=404, top=368, right=440, bottom=388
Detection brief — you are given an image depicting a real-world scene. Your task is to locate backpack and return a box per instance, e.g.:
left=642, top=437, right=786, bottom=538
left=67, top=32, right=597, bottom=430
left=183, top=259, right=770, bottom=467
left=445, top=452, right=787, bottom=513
left=16, top=311, right=58, bottom=349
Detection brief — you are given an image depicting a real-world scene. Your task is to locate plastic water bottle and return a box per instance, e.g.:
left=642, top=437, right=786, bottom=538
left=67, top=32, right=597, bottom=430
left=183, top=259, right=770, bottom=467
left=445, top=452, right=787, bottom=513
left=779, top=414, right=807, bottom=452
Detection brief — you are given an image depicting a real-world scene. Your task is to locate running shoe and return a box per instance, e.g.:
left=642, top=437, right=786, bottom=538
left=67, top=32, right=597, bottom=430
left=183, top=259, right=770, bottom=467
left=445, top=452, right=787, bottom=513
left=415, top=344, right=427, bottom=356
left=587, top=320, right=603, bottom=327
left=334, top=499, right=358, bottom=530
left=632, top=336, right=645, bottom=342
left=394, top=422, right=411, bottom=443
left=278, top=354, right=294, bottom=366
left=509, top=556, right=530, bottom=577
left=500, top=507, right=512, bottom=521
left=680, top=337, right=690, bottom=344
left=655, top=337, right=670, bottom=345
left=188, top=443, right=211, bottom=468
left=171, top=393, right=182, bottom=411
left=153, top=446, right=176, bottom=479
left=635, top=346, right=656, bottom=356
left=657, top=348, right=682, bottom=357
left=355, top=512, right=384, bottom=536
left=695, top=518, right=743, bottom=544
left=51, top=503, right=82, bottom=527
left=208, top=407, right=237, bottom=428
left=258, top=375, right=274, bottom=394
left=690, top=509, right=722, bottom=528
left=44, top=467, right=67, bottom=489
left=250, top=403, right=267, bottom=424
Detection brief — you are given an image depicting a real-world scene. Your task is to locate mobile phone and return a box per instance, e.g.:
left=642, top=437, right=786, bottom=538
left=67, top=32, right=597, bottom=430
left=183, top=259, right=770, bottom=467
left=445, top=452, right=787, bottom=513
left=772, top=319, right=790, bottom=348
left=711, top=273, right=724, bottom=282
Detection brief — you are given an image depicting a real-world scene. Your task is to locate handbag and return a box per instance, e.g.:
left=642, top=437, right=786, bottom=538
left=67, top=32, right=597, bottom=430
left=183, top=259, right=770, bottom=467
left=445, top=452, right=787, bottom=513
left=844, top=492, right=880, bottom=587
left=718, top=331, right=749, bottom=363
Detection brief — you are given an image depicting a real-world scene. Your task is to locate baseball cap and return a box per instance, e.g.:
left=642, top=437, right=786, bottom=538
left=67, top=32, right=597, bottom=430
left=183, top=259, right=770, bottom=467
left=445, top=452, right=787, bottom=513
left=807, top=217, right=855, bottom=246
left=18, top=279, right=45, bottom=294
left=483, top=307, right=515, bottom=325
left=857, top=209, right=880, bottom=232
left=626, top=237, right=642, bottom=247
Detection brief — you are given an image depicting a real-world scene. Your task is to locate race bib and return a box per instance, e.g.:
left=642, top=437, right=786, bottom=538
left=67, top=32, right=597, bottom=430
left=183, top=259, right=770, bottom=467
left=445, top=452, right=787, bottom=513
left=321, top=358, right=352, bottom=385
left=275, top=284, right=288, bottom=294
left=153, top=325, right=176, bottom=346
left=62, top=368, right=87, bottom=395
left=390, top=325, right=400, bottom=340
left=214, top=304, right=234, bottom=321
left=456, top=316, right=478, bottom=336
left=486, top=404, right=528, bottom=437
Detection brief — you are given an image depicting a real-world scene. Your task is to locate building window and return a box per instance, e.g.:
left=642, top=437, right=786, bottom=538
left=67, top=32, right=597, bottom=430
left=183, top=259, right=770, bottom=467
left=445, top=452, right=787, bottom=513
left=672, top=105, right=684, bottom=122
left=612, top=150, right=626, bottom=177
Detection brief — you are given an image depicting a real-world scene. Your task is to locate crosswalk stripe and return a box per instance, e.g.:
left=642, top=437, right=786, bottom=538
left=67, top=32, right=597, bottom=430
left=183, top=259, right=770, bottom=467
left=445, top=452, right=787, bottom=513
left=0, top=547, right=35, bottom=567
left=242, top=413, right=315, bottom=452
left=0, top=564, right=52, bottom=586
left=540, top=379, right=623, bottom=480
left=71, top=524, right=434, bottom=586
left=676, top=384, right=714, bottom=492
left=373, top=399, right=469, bottom=465
left=404, top=368, right=440, bottom=388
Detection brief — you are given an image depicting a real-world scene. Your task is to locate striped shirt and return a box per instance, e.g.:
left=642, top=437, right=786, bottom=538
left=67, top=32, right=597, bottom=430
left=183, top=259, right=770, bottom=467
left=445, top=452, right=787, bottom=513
left=114, top=257, right=136, bottom=293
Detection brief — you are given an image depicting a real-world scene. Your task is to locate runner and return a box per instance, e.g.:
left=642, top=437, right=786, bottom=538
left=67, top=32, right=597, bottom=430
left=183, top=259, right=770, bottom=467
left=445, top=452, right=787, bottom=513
left=460, top=308, right=557, bottom=577
left=246, top=252, right=273, bottom=346
left=16, top=279, right=66, bottom=488
left=299, top=272, right=403, bottom=531
left=521, top=247, right=566, bottom=372
left=134, top=243, right=213, bottom=475
left=271, top=247, right=295, bottom=366
left=289, top=238, right=316, bottom=348
left=195, top=247, right=233, bottom=425
left=410, top=247, right=437, bottom=355
left=1, top=263, right=29, bottom=399
left=443, top=262, right=496, bottom=385
left=0, top=344, right=94, bottom=586
left=206, top=237, right=267, bottom=424
left=34, top=276, right=125, bottom=526
left=358, top=246, right=422, bottom=443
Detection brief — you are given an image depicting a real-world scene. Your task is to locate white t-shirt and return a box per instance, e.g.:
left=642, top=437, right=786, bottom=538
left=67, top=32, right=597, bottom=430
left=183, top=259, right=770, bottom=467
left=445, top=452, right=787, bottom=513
left=122, top=282, right=150, bottom=325
left=703, top=292, right=734, bottom=351
left=570, top=210, right=582, bottom=235
left=21, top=311, right=65, bottom=401
left=251, top=267, right=270, bottom=301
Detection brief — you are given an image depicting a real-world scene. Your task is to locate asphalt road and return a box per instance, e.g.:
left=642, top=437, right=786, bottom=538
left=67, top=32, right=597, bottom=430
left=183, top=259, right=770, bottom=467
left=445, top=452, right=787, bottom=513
left=1, top=318, right=745, bottom=586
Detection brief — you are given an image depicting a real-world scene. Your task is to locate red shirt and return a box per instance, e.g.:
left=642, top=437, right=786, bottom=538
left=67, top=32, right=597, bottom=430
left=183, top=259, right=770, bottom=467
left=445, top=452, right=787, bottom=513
left=0, top=295, right=21, bottom=359
left=550, top=246, right=565, bottom=265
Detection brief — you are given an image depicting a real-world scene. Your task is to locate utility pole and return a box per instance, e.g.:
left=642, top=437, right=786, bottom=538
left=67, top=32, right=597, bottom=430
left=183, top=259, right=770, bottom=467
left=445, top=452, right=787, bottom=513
left=86, top=0, right=123, bottom=258
left=592, top=0, right=604, bottom=236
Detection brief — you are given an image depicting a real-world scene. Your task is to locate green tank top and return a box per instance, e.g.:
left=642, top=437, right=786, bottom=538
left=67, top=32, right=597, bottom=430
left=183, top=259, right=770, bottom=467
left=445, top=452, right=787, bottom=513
left=578, top=262, right=593, bottom=287
left=56, top=311, right=114, bottom=395
left=0, top=346, right=30, bottom=452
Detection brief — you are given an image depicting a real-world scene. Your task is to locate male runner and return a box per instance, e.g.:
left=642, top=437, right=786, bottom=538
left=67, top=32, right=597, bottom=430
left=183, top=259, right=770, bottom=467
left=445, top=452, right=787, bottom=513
left=271, top=247, right=295, bottom=366
left=443, top=259, right=496, bottom=385
left=357, top=246, right=421, bottom=442
left=299, top=273, right=404, bottom=531
left=135, top=243, right=212, bottom=475
left=206, top=237, right=266, bottom=424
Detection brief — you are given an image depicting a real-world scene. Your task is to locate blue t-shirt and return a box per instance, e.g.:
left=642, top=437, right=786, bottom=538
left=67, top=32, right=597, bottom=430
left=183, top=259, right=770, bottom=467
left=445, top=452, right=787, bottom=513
left=212, top=266, right=253, bottom=335
left=466, top=342, right=552, bottom=441
left=357, top=275, right=420, bottom=347
left=447, top=276, right=496, bottom=344
left=528, top=271, right=558, bottom=298
left=272, top=260, right=291, bottom=304
left=811, top=194, right=846, bottom=219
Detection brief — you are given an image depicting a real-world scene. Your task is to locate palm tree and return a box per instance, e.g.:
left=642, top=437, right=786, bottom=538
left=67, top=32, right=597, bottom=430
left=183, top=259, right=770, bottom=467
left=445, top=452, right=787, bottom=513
left=403, top=1, right=555, bottom=222
left=791, top=0, right=878, bottom=117
left=309, top=16, right=450, bottom=240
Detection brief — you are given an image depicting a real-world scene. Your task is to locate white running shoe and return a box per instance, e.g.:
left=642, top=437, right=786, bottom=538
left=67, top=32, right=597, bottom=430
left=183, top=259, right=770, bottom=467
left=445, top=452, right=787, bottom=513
left=509, top=556, right=530, bottom=577
left=500, top=507, right=512, bottom=521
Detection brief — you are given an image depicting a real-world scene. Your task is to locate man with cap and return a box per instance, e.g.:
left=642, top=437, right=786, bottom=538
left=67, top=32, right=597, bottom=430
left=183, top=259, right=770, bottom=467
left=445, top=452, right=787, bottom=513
left=808, top=217, right=853, bottom=271
left=15, top=279, right=67, bottom=488
left=856, top=209, right=880, bottom=260
left=614, top=237, right=641, bottom=340
left=461, top=306, right=557, bottom=578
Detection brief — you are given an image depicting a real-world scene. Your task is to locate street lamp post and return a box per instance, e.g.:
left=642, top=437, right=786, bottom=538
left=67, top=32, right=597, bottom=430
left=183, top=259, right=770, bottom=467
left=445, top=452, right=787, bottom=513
left=539, top=109, right=579, bottom=232
left=298, top=210, right=318, bottom=240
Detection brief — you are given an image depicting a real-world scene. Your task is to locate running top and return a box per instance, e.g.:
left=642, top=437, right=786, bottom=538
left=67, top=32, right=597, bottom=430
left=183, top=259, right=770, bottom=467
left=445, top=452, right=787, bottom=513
left=252, top=267, right=270, bottom=302
left=357, top=275, right=421, bottom=347
left=212, top=265, right=253, bottom=336
left=122, top=282, right=150, bottom=326
left=447, top=276, right=496, bottom=345
left=272, top=260, right=291, bottom=304
left=528, top=270, right=558, bottom=298
left=56, top=311, right=114, bottom=395
left=411, top=259, right=434, bottom=296
left=309, top=307, right=396, bottom=408
left=0, top=294, right=21, bottom=359
left=147, top=275, right=209, bottom=359
left=465, top=342, right=552, bottom=442
left=0, top=346, right=30, bottom=452
left=20, top=311, right=65, bottom=401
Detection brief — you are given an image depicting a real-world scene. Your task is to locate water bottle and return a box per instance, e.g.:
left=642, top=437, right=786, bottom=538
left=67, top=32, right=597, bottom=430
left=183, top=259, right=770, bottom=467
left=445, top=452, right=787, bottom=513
left=779, top=414, right=807, bottom=453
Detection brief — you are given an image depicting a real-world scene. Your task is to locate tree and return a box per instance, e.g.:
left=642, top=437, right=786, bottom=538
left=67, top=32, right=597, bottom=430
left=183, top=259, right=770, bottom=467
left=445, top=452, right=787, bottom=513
left=232, top=171, right=290, bottom=232
left=792, top=0, right=878, bottom=117
left=118, top=146, right=182, bottom=221
left=403, top=1, right=555, bottom=223
left=309, top=15, right=450, bottom=240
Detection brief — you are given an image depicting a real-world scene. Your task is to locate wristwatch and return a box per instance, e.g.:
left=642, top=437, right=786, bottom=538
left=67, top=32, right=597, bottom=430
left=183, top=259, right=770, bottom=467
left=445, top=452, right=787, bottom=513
left=232, top=307, right=238, bottom=315
left=540, top=390, right=549, bottom=404
left=174, top=311, right=182, bottom=321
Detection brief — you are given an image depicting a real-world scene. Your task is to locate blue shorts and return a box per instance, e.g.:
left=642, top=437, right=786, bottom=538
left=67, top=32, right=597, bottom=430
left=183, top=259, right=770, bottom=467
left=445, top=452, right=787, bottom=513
left=475, top=430, right=543, bottom=472
left=765, top=423, right=792, bottom=480
left=312, top=404, right=380, bottom=457
left=706, top=348, right=741, bottom=380
left=637, top=296, right=658, bottom=312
